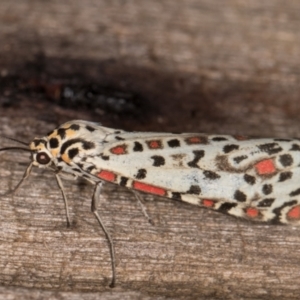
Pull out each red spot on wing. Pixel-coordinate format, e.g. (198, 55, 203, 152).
(110, 145, 127, 155)
(202, 199, 215, 207)
(147, 140, 162, 149)
(97, 170, 116, 182)
(234, 135, 248, 140)
(287, 206, 300, 220)
(133, 181, 166, 196)
(245, 207, 259, 218)
(185, 136, 203, 144)
(255, 159, 276, 175)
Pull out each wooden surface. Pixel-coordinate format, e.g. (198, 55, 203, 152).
(0, 0, 300, 299)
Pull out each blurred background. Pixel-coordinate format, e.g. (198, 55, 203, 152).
(1, 0, 299, 136)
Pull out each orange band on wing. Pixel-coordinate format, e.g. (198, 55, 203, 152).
(202, 199, 215, 207)
(245, 207, 259, 218)
(133, 181, 166, 196)
(97, 170, 116, 182)
(287, 205, 300, 220)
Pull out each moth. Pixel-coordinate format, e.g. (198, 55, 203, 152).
(1, 120, 300, 287)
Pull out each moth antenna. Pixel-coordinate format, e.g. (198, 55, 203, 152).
(0, 147, 32, 153)
(0, 135, 28, 146)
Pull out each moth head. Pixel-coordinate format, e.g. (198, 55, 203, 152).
(29, 138, 53, 167)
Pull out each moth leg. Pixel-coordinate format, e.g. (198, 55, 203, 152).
(55, 174, 71, 227)
(55, 172, 78, 181)
(91, 181, 116, 288)
(2, 162, 34, 196)
(132, 190, 154, 225)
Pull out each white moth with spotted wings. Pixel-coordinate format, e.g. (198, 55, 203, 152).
(1, 120, 300, 287)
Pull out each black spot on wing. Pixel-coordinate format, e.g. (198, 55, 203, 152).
(262, 184, 273, 195)
(115, 136, 125, 141)
(100, 154, 110, 160)
(223, 144, 239, 153)
(233, 155, 248, 164)
(49, 137, 59, 148)
(219, 202, 237, 212)
(172, 192, 182, 200)
(244, 174, 256, 185)
(57, 128, 67, 139)
(187, 150, 205, 168)
(203, 170, 220, 180)
(133, 142, 143, 152)
(68, 148, 79, 159)
(258, 143, 282, 155)
(151, 155, 165, 166)
(212, 137, 228, 141)
(290, 144, 300, 151)
(135, 169, 147, 179)
(60, 138, 89, 154)
(120, 177, 128, 186)
(167, 139, 180, 148)
(290, 188, 300, 197)
(82, 141, 95, 150)
(86, 125, 95, 132)
(70, 124, 80, 131)
(86, 165, 95, 172)
(279, 154, 293, 167)
(278, 171, 292, 182)
(257, 198, 275, 207)
(187, 185, 201, 195)
(234, 190, 247, 202)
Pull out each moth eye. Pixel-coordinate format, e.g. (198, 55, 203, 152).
(36, 152, 51, 165)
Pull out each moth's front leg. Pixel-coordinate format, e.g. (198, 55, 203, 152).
(55, 174, 71, 227)
(91, 181, 116, 288)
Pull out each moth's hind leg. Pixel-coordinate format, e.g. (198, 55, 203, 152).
(131, 190, 154, 225)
